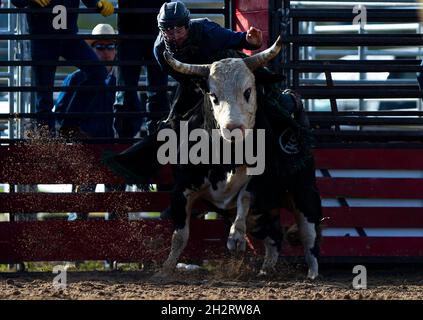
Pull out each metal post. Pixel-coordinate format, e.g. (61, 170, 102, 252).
(281, 0, 291, 88)
(292, 17, 299, 88)
(358, 19, 366, 114)
(309, 20, 316, 112)
(418, 21, 422, 112)
(7, 0, 15, 140)
(224, 0, 234, 30)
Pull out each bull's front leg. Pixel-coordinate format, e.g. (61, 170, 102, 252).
(161, 189, 196, 274)
(227, 185, 251, 252)
(298, 211, 319, 280)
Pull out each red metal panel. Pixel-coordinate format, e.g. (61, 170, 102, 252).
(236, 0, 269, 11)
(283, 237, 423, 257)
(5, 173, 423, 200)
(235, 0, 269, 52)
(0, 192, 171, 213)
(0, 220, 422, 263)
(314, 148, 423, 170)
(4, 146, 423, 183)
(3, 193, 422, 229)
(4, 145, 423, 170)
(281, 207, 423, 228)
(0, 144, 127, 164)
(0, 191, 204, 213)
(235, 12, 269, 33)
(318, 177, 423, 199)
(2, 144, 423, 262)
(0, 164, 124, 184)
(0, 144, 130, 184)
(0, 220, 226, 263)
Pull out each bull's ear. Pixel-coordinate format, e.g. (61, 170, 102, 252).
(191, 78, 209, 93)
(163, 51, 210, 77)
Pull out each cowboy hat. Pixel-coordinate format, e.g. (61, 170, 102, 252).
(86, 23, 116, 46)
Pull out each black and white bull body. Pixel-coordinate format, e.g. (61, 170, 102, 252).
(159, 37, 319, 280)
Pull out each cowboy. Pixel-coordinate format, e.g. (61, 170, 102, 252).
(154, 1, 262, 125)
(104, 3, 323, 259)
(54, 23, 126, 221)
(11, 0, 114, 134)
(153, 2, 322, 260)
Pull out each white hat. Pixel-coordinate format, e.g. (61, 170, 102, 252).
(87, 23, 116, 46)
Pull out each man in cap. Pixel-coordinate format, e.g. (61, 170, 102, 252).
(104, 0, 263, 184)
(154, 1, 263, 123)
(54, 23, 125, 221)
(11, 0, 115, 134)
(153, 1, 322, 266)
(104, 3, 322, 265)
(55, 23, 117, 138)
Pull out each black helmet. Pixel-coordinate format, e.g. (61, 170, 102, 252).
(157, 1, 190, 30)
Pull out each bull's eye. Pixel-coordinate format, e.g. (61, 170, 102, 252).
(210, 93, 219, 105)
(244, 88, 252, 102)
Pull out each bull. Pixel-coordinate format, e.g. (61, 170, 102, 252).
(156, 36, 319, 280)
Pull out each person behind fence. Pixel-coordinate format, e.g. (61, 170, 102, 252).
(11, 0, 114, 135)
(113, 0, 170, 138)
(54, 23, 125, 221)
(55, 23, 117, 138)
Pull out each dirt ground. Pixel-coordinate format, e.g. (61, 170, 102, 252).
(1, 261, 422, 300)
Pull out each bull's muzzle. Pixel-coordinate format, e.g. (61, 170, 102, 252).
(221, 123, 246, 142)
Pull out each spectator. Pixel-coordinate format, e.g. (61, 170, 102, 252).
(11, 0, 114, 134)
(54, 23, 125, 221)
(55, 23, 117, 139)
(114, 0, 170, 138)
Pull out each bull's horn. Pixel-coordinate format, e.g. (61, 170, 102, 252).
(163, 51, 210, 77)
(243, 36, 282, 71)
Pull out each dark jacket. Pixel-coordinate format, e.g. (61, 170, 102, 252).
(154, 18, 259, 83)
(55, 69, 116, 138)
(11, 0, 98, 34)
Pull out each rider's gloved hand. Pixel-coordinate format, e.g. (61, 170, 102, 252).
(31, 0, 51, 7)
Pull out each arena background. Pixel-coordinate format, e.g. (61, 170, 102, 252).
(0, 0, 423, 300)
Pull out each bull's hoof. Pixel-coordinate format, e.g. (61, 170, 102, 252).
(257, 270, 268, 277)
(150, 269, 174, 283)
(305, 253, 319, 280)
(307, 270, 319, 280)
(257, 268, 274, 277)
(227, 236, 246, 252)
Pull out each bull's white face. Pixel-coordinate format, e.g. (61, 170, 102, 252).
(207, 59, 257, 142)
(163, 36, 282, 143)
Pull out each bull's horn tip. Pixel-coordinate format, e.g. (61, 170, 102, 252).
(275, 36, 282, 45)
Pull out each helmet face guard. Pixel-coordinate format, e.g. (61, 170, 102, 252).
(160, 25, 190, 54)
(157, 2, 191, 55)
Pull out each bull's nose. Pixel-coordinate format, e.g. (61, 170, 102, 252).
(224, 123, 245, 133)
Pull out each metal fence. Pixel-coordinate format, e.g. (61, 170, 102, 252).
(0, 0, 234, 141)
(272, 0, 423, 144)
(3, 0, 423, 144)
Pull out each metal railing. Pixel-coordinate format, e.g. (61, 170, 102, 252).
(0, 0, 234, 142)
(272, 0, 423, 143)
